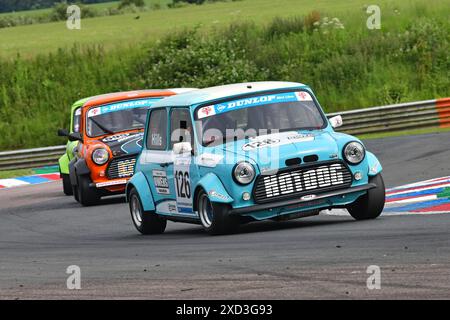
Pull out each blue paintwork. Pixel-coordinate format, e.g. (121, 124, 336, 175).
(196, 173, 234, 203)
(366, 151, 383, 176)
(127, 171, 155, 212)
(127, 81, 383, 222)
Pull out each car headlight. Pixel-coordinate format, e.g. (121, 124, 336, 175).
(343, 141, 365, 165)
(92, 148, 109, 165)
(233, 162, 255, 185)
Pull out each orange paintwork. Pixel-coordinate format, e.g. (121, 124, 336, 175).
(78, 90, 177, 193)
(436, 98, 450, 128)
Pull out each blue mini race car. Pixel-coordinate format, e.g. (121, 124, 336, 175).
(126, 82, 385, 235)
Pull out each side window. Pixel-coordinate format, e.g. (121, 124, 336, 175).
(146, 109, 167, 150)
(170, 108, 193, 149)
(73, 108, 81, 133)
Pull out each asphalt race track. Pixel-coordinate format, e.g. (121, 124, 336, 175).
(1, 132, 449, 299)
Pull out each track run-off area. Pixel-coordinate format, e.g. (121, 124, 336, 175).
(0, 132, 449, 299)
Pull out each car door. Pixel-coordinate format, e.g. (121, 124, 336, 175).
(140, 108, 178, 215)
(169, 108, 197, 217)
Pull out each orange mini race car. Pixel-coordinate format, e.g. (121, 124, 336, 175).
(66, 89, 195, 206)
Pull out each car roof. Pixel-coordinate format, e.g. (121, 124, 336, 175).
(81, 89, 196, 109)
(151, 82, 309, 108)
(71, 97, 90, 111)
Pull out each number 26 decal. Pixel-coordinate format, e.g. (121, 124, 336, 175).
(175, 171, 191, 199)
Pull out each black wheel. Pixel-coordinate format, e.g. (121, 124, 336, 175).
(129, 189, 166, 235)
(61, 173, 73, 196)
(72, 185, 79, 202)
(197, 190, 239, 235)
(347, 174, 386, 220)
(77, 174, 100, 206)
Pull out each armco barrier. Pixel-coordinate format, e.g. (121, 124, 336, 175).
(0, 145, 66, 171)
(327, 98, 450, 135)
(0, 97, 448, 170)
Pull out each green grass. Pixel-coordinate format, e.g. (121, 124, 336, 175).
(0, 165, 59, 179)
(0, 168, 34, 179)
(358, 126, 450, 140)
(0, 1, 122, 17)
(0, 2, 112, 18)
(0, 0, 448, 151)
(0, 0, 447, 58)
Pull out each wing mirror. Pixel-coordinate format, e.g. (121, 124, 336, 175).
(329, 115, 343, 129)
(173, 142, 192, 155)
(57, 128, 69, 137)
(68, 132, 83, 142)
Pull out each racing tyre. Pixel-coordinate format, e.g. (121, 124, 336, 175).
(61, 173, 73, 196)
(197, 190, 239, 235)
(77, 174, 100, 206)
(347, 174, 385, 220)
(72, 185, 79, 202)
(129, 189, 166, 235)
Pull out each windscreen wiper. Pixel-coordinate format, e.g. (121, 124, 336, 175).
(90, 117, 114, 134)
(204, 135, 241, 146)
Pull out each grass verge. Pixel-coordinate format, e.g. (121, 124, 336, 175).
(358, 126, 450, 140)
(0, 168, 34, 179)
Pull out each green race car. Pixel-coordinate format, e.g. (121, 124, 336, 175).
(57, 97, 88, 195)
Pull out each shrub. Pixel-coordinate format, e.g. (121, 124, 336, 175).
(118, 0, 145, 10)
(0, 14, 449, 150)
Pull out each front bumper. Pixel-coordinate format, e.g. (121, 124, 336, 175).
(230, 183, 375, 215)
(90, 179, 127, 188)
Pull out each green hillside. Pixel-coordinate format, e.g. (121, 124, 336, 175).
(0, 0, 449, 151)
(0, 0, 446, 58)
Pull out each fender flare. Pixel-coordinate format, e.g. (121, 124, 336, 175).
(366, 151, 383, 176)
(195, 173, 234, 205)
(58, 153, 70, 175)
(69, 158, 90, 187)
(126, 172, 155, 212)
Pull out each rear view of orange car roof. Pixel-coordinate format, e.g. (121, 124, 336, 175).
(82, 89, 196, 109)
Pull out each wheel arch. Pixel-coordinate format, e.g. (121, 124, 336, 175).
(126, 172, 156, 212)
(69, 158, 90, 187)
(58, 153, 70, 175)
(193, 173, 234, 212)
(366, 151, 383, 176)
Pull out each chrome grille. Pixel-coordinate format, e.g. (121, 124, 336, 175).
(107, 156, 137, 179)
(253, 161, 353, 203)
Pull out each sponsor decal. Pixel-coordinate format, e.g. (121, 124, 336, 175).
(301, 194, 317, 201)
(198, 106, 216, 119)
(87, 107, 101, 118)
(173, 155, 193, 214)
(198, 91, 314, 119)
(197, 153, 224, 168)
(208, 190, 229, 201)
(242, 138, 281, 151)
(156, 200, 179, 215)
(242, 132, 314, 151)
(151, 133, 163, 147)
(95, 179, 127, 188)
(87, 98, 159, 118)
(152, 170, 170, 195)
(102, 133, 131, 143)
(287, 133, 314, 142)
(295, 91, 313, 101)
